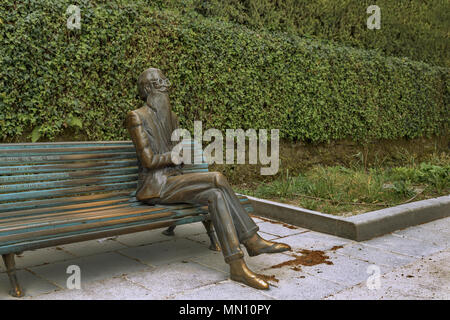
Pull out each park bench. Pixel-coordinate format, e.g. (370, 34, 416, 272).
(0, 141, 254, 297)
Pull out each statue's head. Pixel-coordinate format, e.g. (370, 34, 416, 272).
(137, 67, 171, 101)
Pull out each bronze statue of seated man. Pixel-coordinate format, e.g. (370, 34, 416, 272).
(126, 67, 291, 290)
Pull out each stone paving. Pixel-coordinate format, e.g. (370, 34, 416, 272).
(0, 215, 448, 300)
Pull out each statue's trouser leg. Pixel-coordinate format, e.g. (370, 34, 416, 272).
(212, 174, 259, 242)
(156, 172, 259, 262)
(193, 188, 244, 262)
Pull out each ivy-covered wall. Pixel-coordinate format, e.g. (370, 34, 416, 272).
(0, 0, 448, 143)
(191, 0, 450, 68)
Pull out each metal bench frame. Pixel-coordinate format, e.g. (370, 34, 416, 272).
(0, 141, 253, 297)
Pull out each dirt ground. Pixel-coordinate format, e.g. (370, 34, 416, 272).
(212, 135, 449, 187)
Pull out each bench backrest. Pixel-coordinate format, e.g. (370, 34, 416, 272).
(0, 140, 207, 211)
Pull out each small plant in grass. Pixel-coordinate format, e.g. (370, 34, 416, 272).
(391, 180, 416, 198)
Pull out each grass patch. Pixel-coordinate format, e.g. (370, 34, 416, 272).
(236, 153, 449, 216)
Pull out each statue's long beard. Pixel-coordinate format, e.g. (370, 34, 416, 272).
(146, 91, 174, 148)
(147, 91, 170, 113)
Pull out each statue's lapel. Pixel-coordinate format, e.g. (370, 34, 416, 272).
(142, 107, 166, 152)
(138, 107, 154, 139)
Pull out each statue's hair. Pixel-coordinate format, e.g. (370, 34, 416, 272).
(137, 68, 160, 101)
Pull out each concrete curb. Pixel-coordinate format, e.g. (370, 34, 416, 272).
(246, 195, 450, 241)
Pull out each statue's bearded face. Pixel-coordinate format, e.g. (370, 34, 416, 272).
(143, 69, 171, 96)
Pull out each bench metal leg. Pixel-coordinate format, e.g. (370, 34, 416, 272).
(2, 253, 24, 298)
(202, 220, 221, 252)
(162, 225, 176, 236)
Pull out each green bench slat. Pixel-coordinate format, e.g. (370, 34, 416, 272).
(0, 191, 135, 214)
(0, 182, 138, 203)
(0, 168, 139, 184)
(0, 174, 138, 193)
(0, 160, 139, 175)
(0, 145, 135, 156)
(0, 197, 134, 221)
(0, 141, 133, 150)
(0, 152, 137, 164)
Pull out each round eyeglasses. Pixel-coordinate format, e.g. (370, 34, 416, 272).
(150, 78, 171, 88)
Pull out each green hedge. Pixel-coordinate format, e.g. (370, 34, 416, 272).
(192, 0, 450, 67)
(0, 0, 448, 143)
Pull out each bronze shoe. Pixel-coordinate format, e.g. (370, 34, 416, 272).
(229, 259, 269, 290)
(243, 233, 291, 257)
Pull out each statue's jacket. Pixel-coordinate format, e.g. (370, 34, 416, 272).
(126, 105, 183, 202)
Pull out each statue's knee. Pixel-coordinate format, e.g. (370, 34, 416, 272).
(207, 188, 224, 204)
(213, 172, 229, 188)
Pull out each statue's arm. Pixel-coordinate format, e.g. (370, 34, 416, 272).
(126, 111, 174, 169)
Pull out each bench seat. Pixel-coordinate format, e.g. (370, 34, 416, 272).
(0, 141, 254, 297)
(0, 191, 252, 255)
